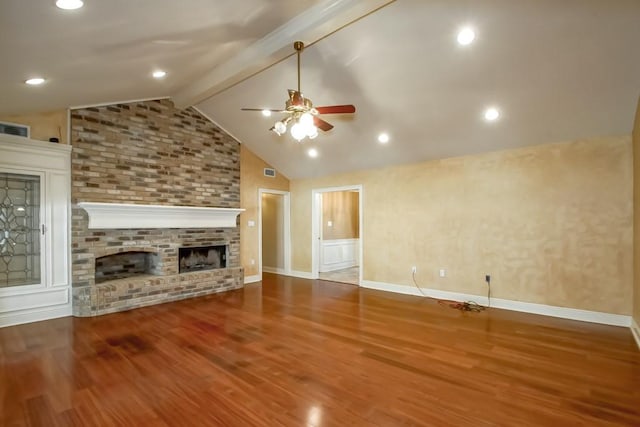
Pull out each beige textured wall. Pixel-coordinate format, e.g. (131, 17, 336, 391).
(633, 97, 640, 324)
(262, 193, 285, 269)
(322, 191, 359, 240)
(291, 137, 633, 314)
(0, 110, 68, 144)
(240, 144, 290, 277)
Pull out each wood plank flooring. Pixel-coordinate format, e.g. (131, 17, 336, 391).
(1, 273, 639, 426)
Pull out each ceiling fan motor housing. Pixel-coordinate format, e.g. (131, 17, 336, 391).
(286, 91, 313, 112)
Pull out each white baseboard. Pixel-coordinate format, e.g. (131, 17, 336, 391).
(631, 318, 640, 350)
(262, 267, 287, 274)
(0, 305, 72, 328)
(360, 280, 631, 327)
(320, 261, 358, 273)
(244, 274, 261, 284)
(289, 270, 315, 280)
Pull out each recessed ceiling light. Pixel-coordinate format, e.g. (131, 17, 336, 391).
(457, 27, 476, 46)
(25, 77, 46, 86)
(56, 0, 84, 10)
(308, 148, 318, 158)
(152, 70, 167, 79)
(484, 107, 500, 121)
(261, 109, 272, 117)
(377, 133, 390, 144)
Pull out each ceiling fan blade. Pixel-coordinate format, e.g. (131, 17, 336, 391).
(314, 116, 334, 132)
(315, 105, 356, 114)
(241, 108, 285, 112)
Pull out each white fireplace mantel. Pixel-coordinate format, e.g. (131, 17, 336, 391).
(78, 202, 244, 229)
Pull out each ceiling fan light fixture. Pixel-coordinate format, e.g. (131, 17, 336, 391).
(300, 112, 314, 127)
(290, 122, 306, 141)
(241, 41, 355, 140)
(274, 121, 287, 135)
(308, 126, 318, 139)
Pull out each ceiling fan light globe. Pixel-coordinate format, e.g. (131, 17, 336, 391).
(290, 122, 306, 141)
(300, 112, 314, 128)
(308, 127, 319, 139)
(274, 121, 287, 135)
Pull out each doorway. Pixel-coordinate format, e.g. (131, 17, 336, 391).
(258, 189, 290, 279)
(312, 185, 363, 285)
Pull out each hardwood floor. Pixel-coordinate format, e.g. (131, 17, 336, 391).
(318, 266, 360, 285)
(1, 273, 639, 426)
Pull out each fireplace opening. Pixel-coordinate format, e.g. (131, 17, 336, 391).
(95, 250, 160, 284)
(179, 245, 226, 273)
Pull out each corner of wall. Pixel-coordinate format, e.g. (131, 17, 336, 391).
(0, 110, 69, 143)
(632, 95, 640, 346)
(239, 145, 290, 277)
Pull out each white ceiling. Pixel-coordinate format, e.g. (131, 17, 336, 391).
(2, 0, 640, 179)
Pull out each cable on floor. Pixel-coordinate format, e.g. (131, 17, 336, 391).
(412, 270, 489, 313)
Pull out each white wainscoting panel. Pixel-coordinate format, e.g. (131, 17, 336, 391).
(319, 238, 359, 272)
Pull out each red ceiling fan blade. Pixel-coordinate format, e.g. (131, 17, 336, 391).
(315, 105, 356, 114)
(314, 116, 334, 132)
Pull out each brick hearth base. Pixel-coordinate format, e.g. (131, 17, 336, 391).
(72, 267, 243, 317)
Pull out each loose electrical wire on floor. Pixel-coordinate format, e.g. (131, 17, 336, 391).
(412, 270, 489, 313)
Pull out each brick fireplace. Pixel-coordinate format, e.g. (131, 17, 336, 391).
(70, 99, 243, 317)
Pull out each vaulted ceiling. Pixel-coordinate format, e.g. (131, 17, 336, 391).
(2, 0, 639, 179)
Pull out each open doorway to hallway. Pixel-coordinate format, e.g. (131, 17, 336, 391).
(312, 186, 363, 286)
(259, 189, 290, 279)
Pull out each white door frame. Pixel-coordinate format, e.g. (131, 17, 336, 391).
(311, 185, 363, 284)
(258, 188, 291, 279)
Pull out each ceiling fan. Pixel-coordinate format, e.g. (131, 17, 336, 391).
(241, 41, 356, 141)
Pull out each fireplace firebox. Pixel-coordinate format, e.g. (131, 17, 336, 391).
(179, 245, 227, 273)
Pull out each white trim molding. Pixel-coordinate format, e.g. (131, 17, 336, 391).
(78, 202, 244, 229)
(244, 274, 261, 284)
(289, 270, 315, 280)
(0, 305, 71, 328)
(361, 280, 631, 327)
(263, 267, 287, 275)
(631, 318, 640, 350)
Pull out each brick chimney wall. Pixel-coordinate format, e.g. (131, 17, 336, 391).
(70, 99, 243, 316)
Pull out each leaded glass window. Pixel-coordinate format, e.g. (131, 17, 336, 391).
(0, 172, 41, 287)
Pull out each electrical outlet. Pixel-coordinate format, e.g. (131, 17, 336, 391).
(411, 266, 417, 274)
(251, 259, 255, 265)
(485, 274, 491, 284)
(439, 269, 446, 277)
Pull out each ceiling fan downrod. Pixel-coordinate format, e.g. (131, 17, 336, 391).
(294, 41, 304, 93)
